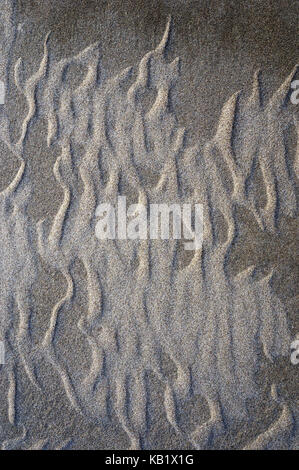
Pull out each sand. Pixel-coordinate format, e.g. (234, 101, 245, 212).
(0, 0, 298, 450)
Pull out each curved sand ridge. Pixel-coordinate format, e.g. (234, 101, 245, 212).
(0, 11, 298, 449)
(0, 0, 41, 436)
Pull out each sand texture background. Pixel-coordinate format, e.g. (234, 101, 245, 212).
(0, 0, 298, 449)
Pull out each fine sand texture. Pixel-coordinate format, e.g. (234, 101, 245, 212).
(0, 0, 298, 449)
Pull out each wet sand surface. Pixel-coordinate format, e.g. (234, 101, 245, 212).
(0, 0, 298, 449)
